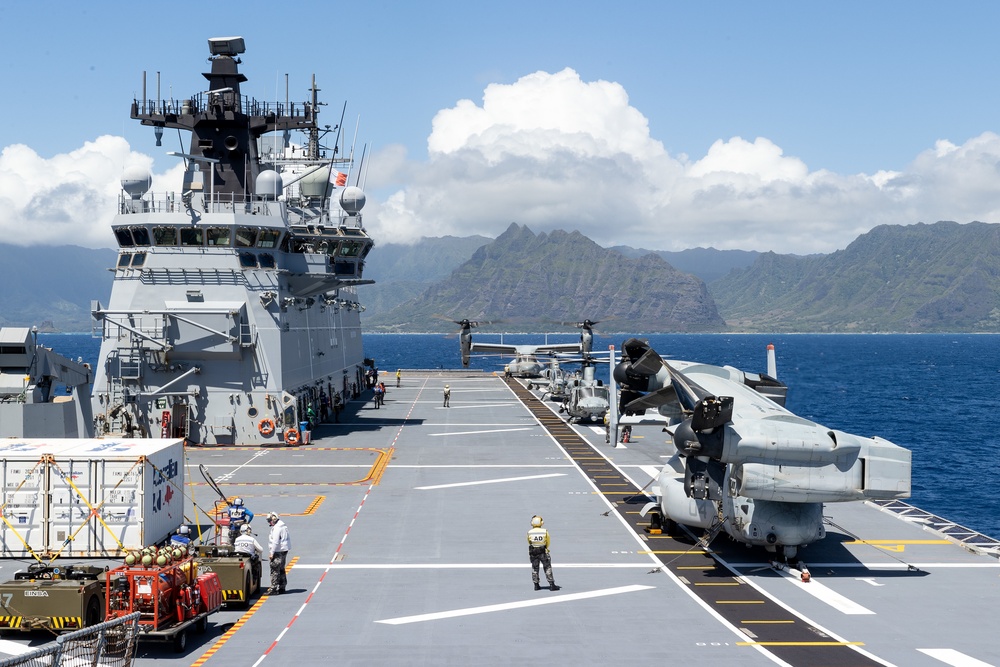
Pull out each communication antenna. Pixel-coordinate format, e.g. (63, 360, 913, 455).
(345, 115, 360, 185)
(361, 140, 373, 190)
(354, 144, 366, 187)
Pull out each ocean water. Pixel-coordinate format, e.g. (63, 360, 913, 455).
(43, 331, 1000, 539)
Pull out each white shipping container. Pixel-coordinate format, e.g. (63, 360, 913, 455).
(0, 439, 185, 558)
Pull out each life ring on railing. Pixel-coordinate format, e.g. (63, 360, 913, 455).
(284, 428, 300, 445)
(258, 418, 275, 437)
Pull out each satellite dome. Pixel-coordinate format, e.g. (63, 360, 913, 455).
(121, 166, 152, 199)
(300, 169, 333, 201)
(256, 170, 283, 200)
(340, 186, 366, 214)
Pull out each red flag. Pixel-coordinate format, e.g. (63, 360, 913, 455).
(335, 172, 348, 187)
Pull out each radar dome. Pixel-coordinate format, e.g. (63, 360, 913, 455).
(121, 166, 152, 199)
(256, 170, 283, 200)
(340, 186, 366, 215)
(300, 169, 333, 201)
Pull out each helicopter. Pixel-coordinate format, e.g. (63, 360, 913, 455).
(527, 357, 570, 398)
(614, 337, 911, 560)
(558, 358, 610, 423)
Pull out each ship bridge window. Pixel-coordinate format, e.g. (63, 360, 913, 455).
(334, 261, 356, 276)
(258, 229, 281, 249)
(180, 227, 203, 246)
(207, 227, 231, 246)
(114, 228, 135, 247)
(131, 252, 146, 267)
(339, 241, 362, 257)
(117, 253, 132, 268)
(131, 227, 150, 246)
(258, 253, 275, 268)
(239, 252, 258, 268)
(236, 227, 258, 248)
(153, 227, 177, 246)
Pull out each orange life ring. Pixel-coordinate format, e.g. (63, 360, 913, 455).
(284, 428, 300, 445)
(258, 418, 275, 437)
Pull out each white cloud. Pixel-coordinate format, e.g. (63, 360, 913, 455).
(370, 68, 1000, 254)
(5, 70, 1000, 255)
(0, 137, 159, 249)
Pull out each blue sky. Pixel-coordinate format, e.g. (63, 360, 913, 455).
(3, 1, 1000, 254)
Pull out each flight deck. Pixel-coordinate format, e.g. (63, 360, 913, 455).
(2, 371, 996, 666)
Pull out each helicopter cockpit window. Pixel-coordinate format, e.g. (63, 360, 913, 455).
(180, 227, 203, 246)
(258, 229, 281, 249)
(206, 227, 231, 246)
(152, 226, 177, 246)
(236, 227, 258, 248)
(114, 228, 135, 247)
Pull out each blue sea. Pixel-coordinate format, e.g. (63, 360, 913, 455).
(43, 331, 1000, 540)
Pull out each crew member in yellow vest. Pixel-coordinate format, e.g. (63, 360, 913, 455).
(526, 515, 560, 591)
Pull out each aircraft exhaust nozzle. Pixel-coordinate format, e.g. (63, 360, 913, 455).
(673, 413, 725, 460)
(613, 360, 649, 391)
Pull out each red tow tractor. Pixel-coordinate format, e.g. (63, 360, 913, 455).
(105, 549, 221, 653)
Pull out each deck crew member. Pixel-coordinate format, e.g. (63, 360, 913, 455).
(170, 525, 192, 549)
(234, 523, 264, 585)
(396, 369, 402, 387)
(267, 511, 291, 595)
(227, 497, 254, 545)
(527, 515, 560, 591)
(443, 384, 451, 407)
(333, 392, 343, 422)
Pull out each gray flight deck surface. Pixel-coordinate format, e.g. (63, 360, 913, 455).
(27, 371, 996, 666)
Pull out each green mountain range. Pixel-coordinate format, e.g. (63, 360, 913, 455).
(362, 235, 490, 315)
(4, 220, 1000, 333)
(366, 223, 726, 332)
(0, 245, 115, 332)
(711, 221, 1000, 332)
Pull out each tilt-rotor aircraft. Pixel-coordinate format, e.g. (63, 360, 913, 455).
(458, 319, 598, 378)
(614, 338, 911, 561)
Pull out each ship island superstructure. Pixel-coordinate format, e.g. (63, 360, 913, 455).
(91, 36, 374, 446)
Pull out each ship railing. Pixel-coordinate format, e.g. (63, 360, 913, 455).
(239, 322, 255, 348)
(119, 191, 363, 225)
(134, 93, 315, 123)
(119, 191, 279, 216)
(285, 207, 367, 231)
(97, 314, 168, 349)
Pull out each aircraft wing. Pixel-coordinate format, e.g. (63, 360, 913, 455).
(470, 342, 580, 355)
(470, 342, 519, 355)
(532, 343, 581, 354)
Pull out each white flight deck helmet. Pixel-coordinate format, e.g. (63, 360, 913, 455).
(267, 512, 279, 525)
(233, 497, 244, 507)
(177, 525, 190, 535)
(531, 515, 543, 528)
(240, 524, 253, 535)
